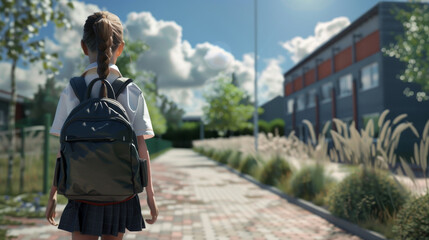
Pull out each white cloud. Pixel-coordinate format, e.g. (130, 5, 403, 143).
(0, 0, 284, 116)
(0, 62, 45, 96)
(280, 16, 350, 63)
(258, 56, 285, 104)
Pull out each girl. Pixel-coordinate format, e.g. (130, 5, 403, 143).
(45, 11, 159, 240)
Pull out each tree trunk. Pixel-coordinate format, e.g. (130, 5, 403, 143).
(6, 59, 17, 194)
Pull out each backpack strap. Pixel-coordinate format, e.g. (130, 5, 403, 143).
(70, 77, 133, 102)
(70, 77, 87, 102)
(111, 77, 133, 99)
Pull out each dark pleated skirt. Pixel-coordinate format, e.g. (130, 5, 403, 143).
(58, 195, 145, 236)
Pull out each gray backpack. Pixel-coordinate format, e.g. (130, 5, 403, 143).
(53, 77, 147, 202)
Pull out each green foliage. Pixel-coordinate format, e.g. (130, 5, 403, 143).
(258, 120, 270, 134)
(328, 168, 408, 223)
(227, 151, 242, 169)
(382, 2, 429, 100)
(269, 118, 285, 136)
(289, 164, 333, 203)
(218, 149, 233, 164)
(27, 78, 61, 125)
(259, 155, 292, 186)
(116, 39, 150, 80)
(393, 193, 429, 239)
(239, 154, 260, 176)
(203, 76, 254, 136)
(0, 0, 73, 68)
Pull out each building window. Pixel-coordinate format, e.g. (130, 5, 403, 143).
(362, 113, 380, 137)
(339, 74, 353, 97)
(360, 62, 379, 90)
(297, 94, 306, 111)
(0, 111, 4, 126)
(307, 89, 317, 108)
(287, 98, 294, 114)
(321, 82, 333, 102)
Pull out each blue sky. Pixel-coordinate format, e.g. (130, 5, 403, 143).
(1, 0, 407, 116)
(84, 0, 403, 72)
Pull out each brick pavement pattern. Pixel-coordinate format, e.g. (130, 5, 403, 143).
(6, 148, 361, 240)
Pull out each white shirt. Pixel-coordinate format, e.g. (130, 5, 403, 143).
(50, 62, 155, 139)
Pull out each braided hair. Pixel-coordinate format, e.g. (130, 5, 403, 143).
(82, 11, 124, 97)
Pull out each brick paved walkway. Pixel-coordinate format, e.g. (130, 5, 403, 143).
(6, 148, 361, 240)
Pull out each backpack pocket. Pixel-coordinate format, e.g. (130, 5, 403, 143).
(55, 151, 67, 194)
(130, 143, 147, 193)
(138, 157, 148, 188)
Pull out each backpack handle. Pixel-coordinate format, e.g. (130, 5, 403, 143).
(86, 77, 116, 100)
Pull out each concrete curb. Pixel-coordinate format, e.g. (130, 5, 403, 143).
(199, 153, 387, 240)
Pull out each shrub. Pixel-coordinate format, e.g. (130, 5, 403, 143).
(328, 168, 408, 223)
(259, 155, 292, 186)
(289, 164, 333, 203)
(239, 154, 261, 176)
(269, 118, 285, 136)
(393, 193, 429, 239)
(211, 150, 224, 162)
(258, 120, 270, 134)
(227, 151, 243, 169)
(219, 149, 233, 164)
(205, 148, 215, 159)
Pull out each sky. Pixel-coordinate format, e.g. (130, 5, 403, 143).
(1, 0, 407, 117)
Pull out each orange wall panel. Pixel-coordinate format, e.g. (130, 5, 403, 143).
(356, 30, 380, 62)
(293, 76, 303, 91)
(317, 60, 332, 80)
(285, 82, 293, 96)
(334, 47, 352, 72)
(304, 69, 316, 86)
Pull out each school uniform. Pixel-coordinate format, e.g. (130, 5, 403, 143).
(50, 62, 155, 236)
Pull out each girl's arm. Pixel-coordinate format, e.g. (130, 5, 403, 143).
(136, 135, 158, 224)
(45, 151, 60, 226)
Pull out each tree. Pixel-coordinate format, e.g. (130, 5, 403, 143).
(202, 75, 255, 137)
(0, 0, 73, 194)
(28, 77, 62, 125)
(116, 39, 168, 136)
(382, 1, 429, 101)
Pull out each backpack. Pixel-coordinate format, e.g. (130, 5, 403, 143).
(53, 76, 148, 202)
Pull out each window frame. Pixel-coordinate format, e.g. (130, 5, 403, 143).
(321, 82, 333, 103)
(338, 74, 353, 98)
(360, 62, 379, 91)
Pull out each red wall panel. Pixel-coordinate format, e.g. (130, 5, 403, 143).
(317, 60, 332, 80)
(334, 47, 352, 72)
(356, 30, 380, 62)
(293, 76, 303, 91)
(304, 69, 316, 86)
(285, 82, 293, 96)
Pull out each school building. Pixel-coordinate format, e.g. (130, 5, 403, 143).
(282, 2, 429, 153)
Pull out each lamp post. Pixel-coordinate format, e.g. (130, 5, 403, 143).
(253, 0, 259, 152)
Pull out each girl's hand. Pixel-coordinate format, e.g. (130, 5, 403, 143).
(45, 194, 58, 226)
(145, 195, 158, 224)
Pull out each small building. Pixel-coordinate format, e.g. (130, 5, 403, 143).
(0, 90, 28, 131)
(282, 2, 429, 154)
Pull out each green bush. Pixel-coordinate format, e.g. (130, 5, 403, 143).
(239, 154, 261, 176)
(328, 168, 407, 223)
(219, 149, 233, 164)
(258, 120, 270, 134)
(211, 150, 224, 162)
(289, 164, 333, 203)
(393, 193, 429, 239)
(227, 151, 243, 169)
(269, 118, 285, 136)
(259, 155, 292, 186)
